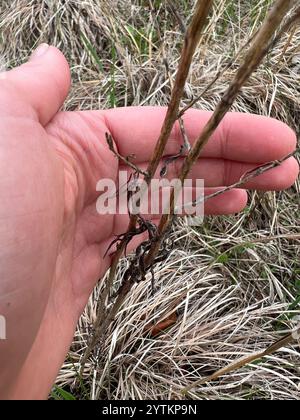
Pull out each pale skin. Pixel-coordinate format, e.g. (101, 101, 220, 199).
(0, 44, 298, 400)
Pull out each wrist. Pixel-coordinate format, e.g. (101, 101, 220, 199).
(6, 297, 78, 400)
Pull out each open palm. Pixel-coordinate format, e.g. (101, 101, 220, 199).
(0, 45, 298, 399)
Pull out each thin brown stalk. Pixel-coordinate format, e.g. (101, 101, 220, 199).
(248, 234, 300, 243)
(145, 0, 214, 184)
(178, 30, 259, 118)
(145, 0, 296, 265)
(181, 150, 297, 211)
(182, 331, 298, 394)
(270, 4, 300, 52)
(178, 3, 300, 118)
(114, 0, 213, 267)
(81, 0, 297, 371)
(106, 133, 148, 176)
(80, 2, 214, 369)
(180, 0, 296, 181)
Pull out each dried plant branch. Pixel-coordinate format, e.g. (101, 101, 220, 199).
(105, 0, 212, 291)
(179, 0, 296, 181)
(145, 0, 214, 184)
(179, 117, 192, 152)
(180, 150, 298, 211)
(81, 0, 297, 373)
(145, 0, 297, 265)
(160, 58, 191, 177)
(105, 133, 148, 176)
(182, 331, 299, 394)
(180, 3, 300, 119)
(84, 148, 297, 373)
(178, 31, 259, 118)
(248, 233, 300, 243)
(80, 0, 214, 369)
(269, 4, 300, 52)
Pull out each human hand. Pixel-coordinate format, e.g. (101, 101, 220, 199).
(0, 45, 298, 399)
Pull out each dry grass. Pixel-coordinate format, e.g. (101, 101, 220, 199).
(1, 0, 299, 400)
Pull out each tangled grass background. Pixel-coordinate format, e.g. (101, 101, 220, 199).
(0, 0, 299, 400)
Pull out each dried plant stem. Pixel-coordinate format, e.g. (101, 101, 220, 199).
(182, 331, 299, 394)
(80, 1, 214, 369)
(113, 0, 213, 271)
(145, 0, 214, 184)
(269, 4, 300, 52)
(81, 0, 297, 371)
(179, 0, 296, 185)
(145, 0, 296, 265)
(83, 148, 297, 373)
(105, 133, 147, 176)
(248, 233, 300, 243)
(178, 31, 259, 118)
(182, 150, 297, 211)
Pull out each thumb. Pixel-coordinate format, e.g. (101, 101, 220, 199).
(0, 44, 71, 126)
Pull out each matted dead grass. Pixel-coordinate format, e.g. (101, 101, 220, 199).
(0, 0, 299, 400)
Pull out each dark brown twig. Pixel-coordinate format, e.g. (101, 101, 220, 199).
(81, 0, 298, 372)
(105, 133, 148, 176)
(178, 30, 259, 118)
(145, 0, 297, 266)
(88, 2, 214, 343)
(145, 0, 214, 185)
(180, 150, 298, 212)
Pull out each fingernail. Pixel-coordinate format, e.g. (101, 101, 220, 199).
(30, 43, 50, 60)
